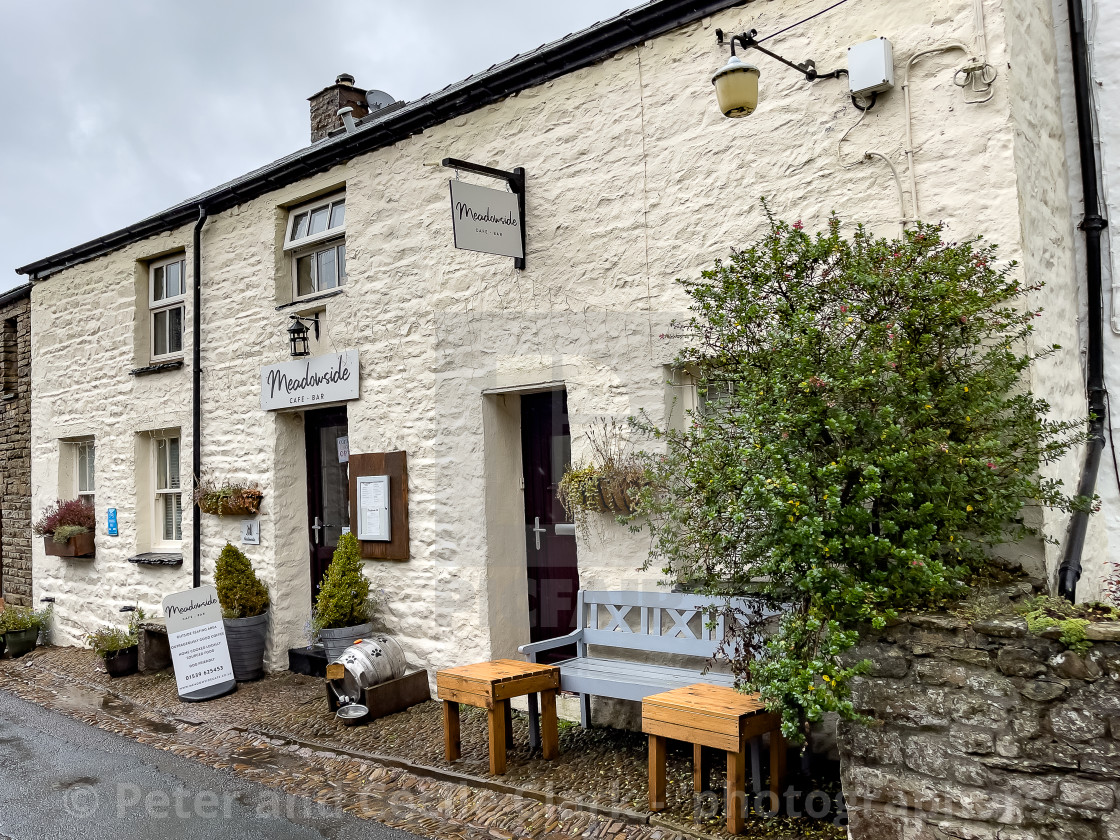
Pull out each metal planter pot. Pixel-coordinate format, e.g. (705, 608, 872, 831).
(104, 645, 138, 678)
(224, 610, 269, 682)
(318, 622, 373, 663)
(5, 628, 37, 658)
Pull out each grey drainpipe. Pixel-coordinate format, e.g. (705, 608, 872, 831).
(1057, 0, 1108, 601)
(192, 206, 207, 589)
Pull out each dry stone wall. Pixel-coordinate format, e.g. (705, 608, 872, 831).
(0, 287, 31, 606)
(839, 587, 1120, 840)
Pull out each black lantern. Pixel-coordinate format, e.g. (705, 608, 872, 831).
(287, 314, 319, 357)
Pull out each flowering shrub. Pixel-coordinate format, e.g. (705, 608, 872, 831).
(633, 208, 1087, 741)
(33, 498, 95, 542)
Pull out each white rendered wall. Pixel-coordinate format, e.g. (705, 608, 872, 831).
(30, 0, 1087, 669)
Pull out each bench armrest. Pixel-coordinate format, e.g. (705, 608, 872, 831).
(518, 629, 584, 661)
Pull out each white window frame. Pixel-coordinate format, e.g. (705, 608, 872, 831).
(152, 434, 183, 546)
(284, 193, 346, 300)
(75, 439, 95, 509)
(149, 254, 186, 362)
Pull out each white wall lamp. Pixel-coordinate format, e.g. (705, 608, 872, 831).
(713, 28, 856, 118)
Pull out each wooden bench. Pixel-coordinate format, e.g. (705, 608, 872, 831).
(518, 590, 776, 737)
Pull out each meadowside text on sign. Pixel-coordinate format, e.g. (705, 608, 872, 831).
(448, 179, 524, 259)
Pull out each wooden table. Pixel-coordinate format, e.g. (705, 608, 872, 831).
(436, 659, 560, 775)
(642, 683, 785, 834)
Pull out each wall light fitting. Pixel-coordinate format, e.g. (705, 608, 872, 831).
(713, 28, 849, 118)
(287, 314, 320, 358)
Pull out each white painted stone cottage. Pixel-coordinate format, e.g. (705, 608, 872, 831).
(15, 0, 1109, 676)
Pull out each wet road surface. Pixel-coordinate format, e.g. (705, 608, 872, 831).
(0, 687, 429, 840)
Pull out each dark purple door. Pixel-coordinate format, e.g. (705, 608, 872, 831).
(521, 391, 579, 659)
(305, 407, 350, 595)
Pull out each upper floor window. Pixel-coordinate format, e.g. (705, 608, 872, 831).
(149, 254, 185, 361)
(284, 194, 345, 299)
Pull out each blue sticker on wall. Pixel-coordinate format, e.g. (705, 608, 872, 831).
(107, 508, 118, 536)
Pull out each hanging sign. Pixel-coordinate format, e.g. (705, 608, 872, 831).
(162, 585, 236, 702)
(448, 180, 524, 259)
(260, 350, 359, 411)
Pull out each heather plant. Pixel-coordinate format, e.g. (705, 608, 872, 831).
(632, 208, 1087, 741)
(86, 608, 145, 657)
(313, 532, 372, 632)
(214, 543, 270, 619)
(33, 498, 95, 542)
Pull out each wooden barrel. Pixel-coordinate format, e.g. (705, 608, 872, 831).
(327, 636, 407, 703)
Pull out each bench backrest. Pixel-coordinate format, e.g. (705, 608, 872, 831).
(574, 589, 773, 659)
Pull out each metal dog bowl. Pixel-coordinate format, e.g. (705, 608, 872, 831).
(336, 703, 369, 726)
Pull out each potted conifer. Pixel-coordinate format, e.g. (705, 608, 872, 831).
(33, 499, 96, 557)
(313, 532, 374, 662)
(214, 543, 270, 681)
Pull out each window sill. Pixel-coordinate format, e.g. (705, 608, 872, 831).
(130, 360, 184, 377)
(276, 288, 344, 311)
(127, 552, 183, 566)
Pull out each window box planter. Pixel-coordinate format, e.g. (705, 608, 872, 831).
(197, 489, 263, 517)
(42, 532, 95, 558)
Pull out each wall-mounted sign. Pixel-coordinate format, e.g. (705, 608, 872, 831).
(162, 585, 236, 702)
(240, 519, 260, 545)
(356, 475, 391, 541)
(449, 180, 524, 260)
(260, 350, 359, 411)
(107, 509, 118, 536)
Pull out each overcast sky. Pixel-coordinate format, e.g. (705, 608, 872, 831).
(0, 0, 643, 291)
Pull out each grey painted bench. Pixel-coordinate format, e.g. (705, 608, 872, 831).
(518, 589, 770, 736)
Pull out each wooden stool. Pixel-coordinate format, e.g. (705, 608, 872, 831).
(436, 659, 560, 775)
(642, 683, 786, 834)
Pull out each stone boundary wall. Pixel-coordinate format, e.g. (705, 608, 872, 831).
(0, 289, 31, 606)
(838, 587, 1120, 840)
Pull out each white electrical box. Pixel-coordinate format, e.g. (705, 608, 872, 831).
(847, 37, 894, 97)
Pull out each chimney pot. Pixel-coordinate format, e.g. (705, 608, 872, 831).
(336, 73, 356, 85)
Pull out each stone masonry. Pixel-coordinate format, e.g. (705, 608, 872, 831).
(837, 586, 1120, 840)
(0, 284, 31, 606)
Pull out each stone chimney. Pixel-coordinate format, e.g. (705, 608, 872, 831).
(308, 74, 370, 142)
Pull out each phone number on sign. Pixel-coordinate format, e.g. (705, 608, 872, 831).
(185, 666, 226, 681)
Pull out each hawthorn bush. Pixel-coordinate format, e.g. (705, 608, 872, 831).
(634, 209, 1087, 740)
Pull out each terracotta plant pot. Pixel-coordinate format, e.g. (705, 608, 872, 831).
(104, 645, 139, 678)
(42, 532, 95, 558)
